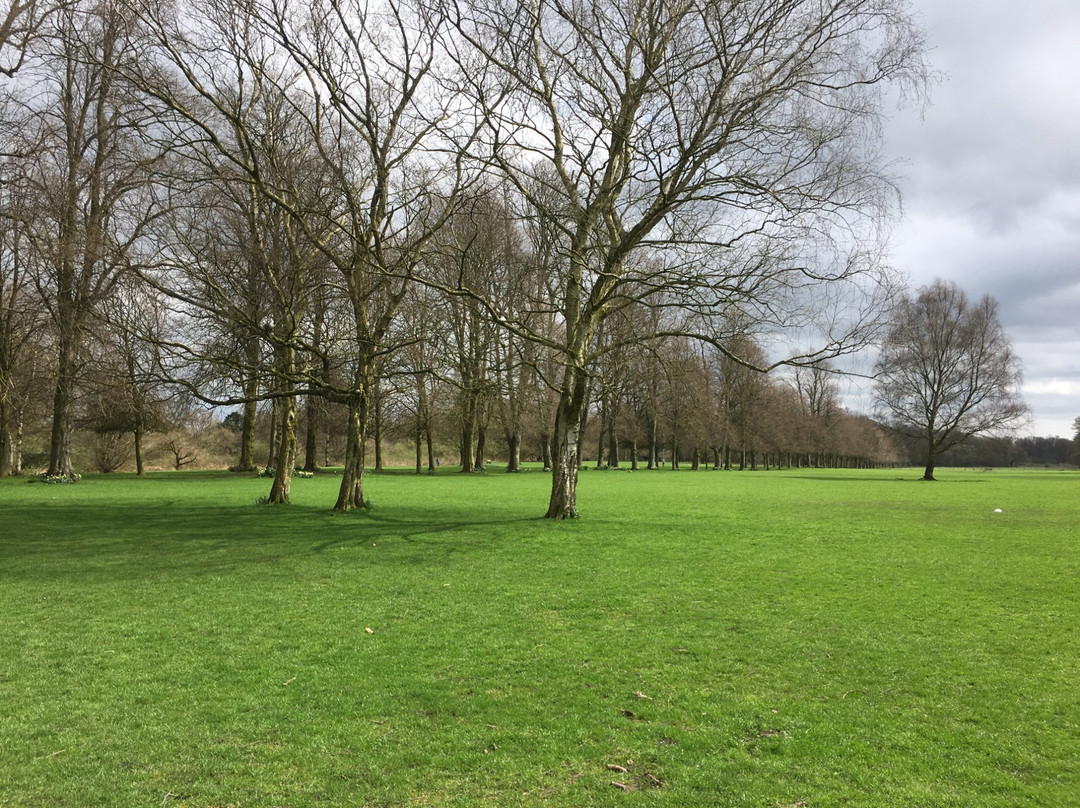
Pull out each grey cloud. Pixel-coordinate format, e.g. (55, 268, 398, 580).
(876, 0, 1080, 437)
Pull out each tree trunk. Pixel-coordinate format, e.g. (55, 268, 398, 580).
(576, 378, 591, 463)
(460, 409, 475, 472)
(267, 392, 297, 504)
(303, 394, 319, 472)
(373, 380, 384, 472)
(134, 420, 145, 476)
(540, 431, 552, 471)
(266, 399, 279, 471)
(237, 366, 259, 471)
(418, 380, 434, 472)
(630, 438, 638, 471)
(47, 331, 78, 479)
(545, 367, 588, 519)
(647, 416, 658, 469)
(506, 429, 520, 472)
(0, 395, 11, 478)
(922, 443, 937, 480)
(474, 420, 487, 470)
(607, 419, 619, 468)
(335, 394, 369, 511)
(12, 411, 22, 475)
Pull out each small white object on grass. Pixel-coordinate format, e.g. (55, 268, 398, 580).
(994, 508, 1003, 513)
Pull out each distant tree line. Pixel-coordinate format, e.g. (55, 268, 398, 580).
(889, 433, 1073, 470)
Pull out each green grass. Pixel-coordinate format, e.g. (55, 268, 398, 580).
(1, 466, 1078, 807)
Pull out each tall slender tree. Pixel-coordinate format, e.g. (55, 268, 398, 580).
(17, 0, 162, 478)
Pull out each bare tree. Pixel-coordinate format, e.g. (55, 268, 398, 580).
(874, 279, 1028, 481)
(13, 0, 163, 479)
(449, 0, 928, 518)
(126, 0, 481, 510)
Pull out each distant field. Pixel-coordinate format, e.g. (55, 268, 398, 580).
(1, 467, 1077, 807)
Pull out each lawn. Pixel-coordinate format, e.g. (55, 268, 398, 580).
(1, 467, 1077, 807)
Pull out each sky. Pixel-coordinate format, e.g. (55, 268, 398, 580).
(875, 0, 1080, 438)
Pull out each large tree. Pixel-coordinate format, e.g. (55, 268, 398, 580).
(874, 279, 1028, 481)
(450, 0, 929, 518)
(15, 0, 162, 479)
(128, 0, 480, 511)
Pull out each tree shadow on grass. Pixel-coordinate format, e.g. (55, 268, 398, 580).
(0, 498, 538, 584)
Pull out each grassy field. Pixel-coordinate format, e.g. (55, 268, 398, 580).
(1, 466, 1077, 807)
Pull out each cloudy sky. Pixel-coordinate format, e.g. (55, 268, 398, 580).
(877, 0, 1080, 438)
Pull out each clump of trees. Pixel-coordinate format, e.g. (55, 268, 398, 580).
(0, 0, 1037, 516)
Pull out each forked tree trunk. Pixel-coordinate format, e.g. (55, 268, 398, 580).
(545, 368, 588, 519)
(335, 394, 369, 512)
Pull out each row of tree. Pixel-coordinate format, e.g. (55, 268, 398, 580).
(0, 0, 1033, 519)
